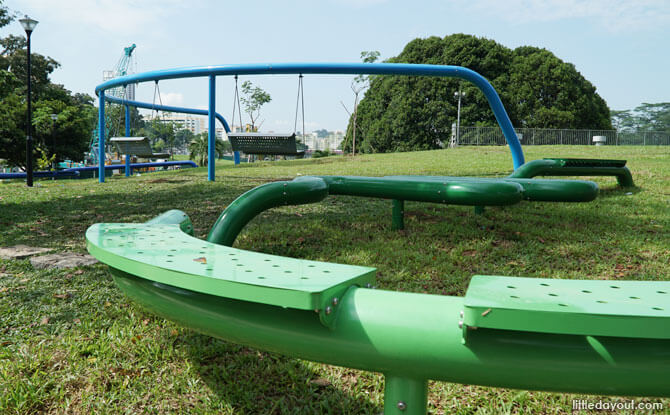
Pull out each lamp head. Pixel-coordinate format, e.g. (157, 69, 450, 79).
(19, 15, 39, 33)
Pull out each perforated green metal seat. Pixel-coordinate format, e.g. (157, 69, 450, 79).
(86, 223, 375, 312)
(544, 158, 627, 168)
(464, 275, 670, 339)
(227, 133, 305, 156)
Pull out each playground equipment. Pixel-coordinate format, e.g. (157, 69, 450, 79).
(95, 63, 528, 183)
(96, 62, 636, 188)
(509, 158, 634, 187)
(87, 209, 670, 415)
(227, 74, 307, 160)
(227, 132, 305, 158)
(0, 170, 80, 180)
(0, 161, 196, 181)
(207, 175, 599, 244)
(88, 63, 649, 413)
(110, 136, 170, 159)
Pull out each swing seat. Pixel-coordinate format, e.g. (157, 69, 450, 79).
(227, 132, 305, 156)
(111, 137, 170, 159)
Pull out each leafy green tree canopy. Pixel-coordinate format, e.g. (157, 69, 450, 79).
(611, 103, 670, 132)
(0, 1, 96, 168)
(346, 34, 611, 153)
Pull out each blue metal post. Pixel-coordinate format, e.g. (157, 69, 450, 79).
(208, 75, 216, 181)
(98, 91, 105, 183)
(125, 104, 131, 177)
(234, 151, 240, 165)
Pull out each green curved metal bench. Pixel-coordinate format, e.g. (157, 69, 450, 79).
(86, 209, 670, 415)
(509, 158, 634, 187)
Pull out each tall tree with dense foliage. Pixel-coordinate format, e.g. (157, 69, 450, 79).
(0, 2, 96, 168)
(345, 34, 612, 153)
(612, 103, 670, 132)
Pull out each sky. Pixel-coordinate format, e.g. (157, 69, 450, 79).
(3, 0, 669, 133)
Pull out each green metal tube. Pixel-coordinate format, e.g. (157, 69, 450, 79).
(207, 175, 599, 247)
(386, 175, 598, 203)
(510, 159, 635, 187)
(384, 376, 427, 415)
(506, 178, 599, 202)
(320, 176, 524, 206)
(207, 176, 328, 246)
(111, 269, 670, 398)
(391, 200, 404, 230)
(145, 209, 194, 235)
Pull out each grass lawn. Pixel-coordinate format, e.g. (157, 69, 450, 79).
(1, 145, 669, 414)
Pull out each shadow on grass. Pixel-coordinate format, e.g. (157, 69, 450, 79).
(183, 333, 380, 414)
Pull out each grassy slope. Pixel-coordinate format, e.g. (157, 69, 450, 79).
(1, 146, 669, 414)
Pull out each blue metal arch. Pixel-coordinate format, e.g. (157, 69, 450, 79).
(95, 63, 525, 182)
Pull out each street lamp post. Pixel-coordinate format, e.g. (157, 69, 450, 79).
(454, 89, 466, 145)
(19, 15, 39, 187)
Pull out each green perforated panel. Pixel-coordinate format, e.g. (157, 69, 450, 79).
(86, 223, 375, 310)
(464, 275, 670, 339)
(544, 158, 627, 168)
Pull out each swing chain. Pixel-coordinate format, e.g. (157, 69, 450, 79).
(231, 75, 243, 132)
(294, 74, 305, 138)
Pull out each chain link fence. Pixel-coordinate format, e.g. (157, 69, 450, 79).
(452, 127, 670, 146)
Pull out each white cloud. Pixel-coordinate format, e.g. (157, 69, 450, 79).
(464, 0, 670, 32)
(160, 92, 185, 107)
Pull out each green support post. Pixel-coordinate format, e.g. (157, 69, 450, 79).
(384, 375, 428, 415)
(392, 199, 404, 230)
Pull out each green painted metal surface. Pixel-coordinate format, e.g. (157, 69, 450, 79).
(87, 211, 670, 414)
(385, 175, 598, 203)
(207, 175, 598, 247)
(464, 275, 670, 339)
(546, 158, 628, 168)
(145, 209, 194, 235)
(86, 222, 375, 311)
(207, 176, 328, 247)
(322, 175, 524, 206)
(510, 158, 635, 187)
(384, 376, 427, 415)
(105, 267, 670, 398)
(391, 199, 404, 230)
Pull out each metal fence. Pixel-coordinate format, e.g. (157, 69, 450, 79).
(453, 127, 670, 146)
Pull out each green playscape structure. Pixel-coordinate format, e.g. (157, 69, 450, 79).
(86, 63, 667, 414)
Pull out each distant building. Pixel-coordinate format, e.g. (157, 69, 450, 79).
(302, 130, 345, 151)
(102, 70, 135, 100)
(156, 114, 205, 135)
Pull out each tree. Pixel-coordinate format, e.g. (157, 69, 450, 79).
(0, 1, 12, 28)
(345, 34, 611, 153)
(314, 129, 329, 138)
(611, 103, 670, 132)
(240, 81, 271, 131)
(611, 110, 637, 132)
(188, 133, 226, 166)
(0, 2, 96, 168)
(174, 128, 195, 152)
(345, 50, 380, 155)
